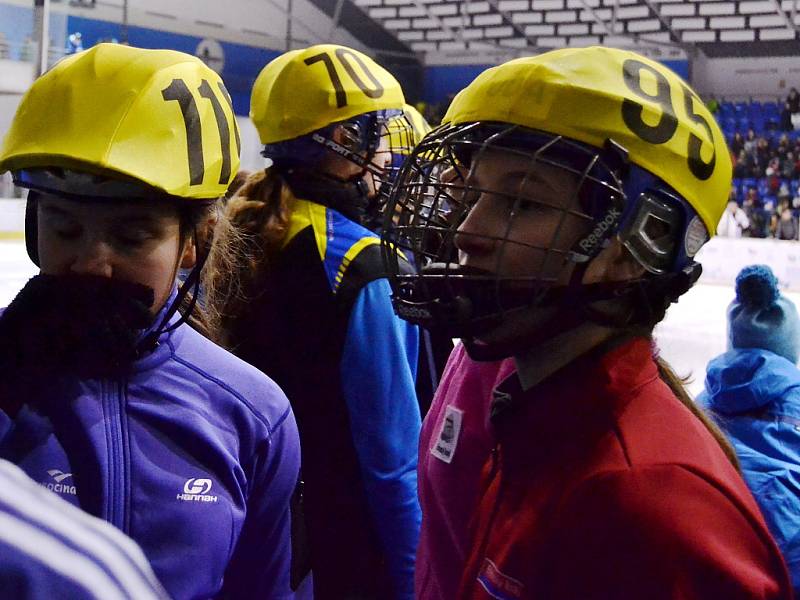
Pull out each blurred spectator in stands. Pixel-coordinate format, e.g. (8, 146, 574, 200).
(743, 189, 769, 238)
(733, 149, 750, 179)
(731, 131, 745, 156)
(777, 134, 791, 160)
(789, 88, 800, 114)
(783, 152, 797, 179)
(782, 107, 793, 132)
(773, 194, 799, 240)
(66, 32, 83, 55)
(18, 36, 35, 62)
(756, 137, 772, 177)
(766, 158, 782, 194)
(718, 199, 750, 238)
(790, 88, 800, 131)
(744, 128, 758, 154)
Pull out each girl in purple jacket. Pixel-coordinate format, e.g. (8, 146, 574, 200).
(0, 44, 300, 599)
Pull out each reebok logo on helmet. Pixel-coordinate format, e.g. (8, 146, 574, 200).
(578, 208, 621, 254)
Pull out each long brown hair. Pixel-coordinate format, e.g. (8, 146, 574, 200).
(654, 349, 741, 471)
(202, 167, 296, 346)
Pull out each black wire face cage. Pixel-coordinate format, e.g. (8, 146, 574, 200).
(380, 121, 631, 338)
(361, 112, 417, 229)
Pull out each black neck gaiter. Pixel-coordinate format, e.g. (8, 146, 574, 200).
(0, 274, 155, 417)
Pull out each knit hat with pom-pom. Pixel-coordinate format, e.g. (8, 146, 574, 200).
(728, 264, 800, 364)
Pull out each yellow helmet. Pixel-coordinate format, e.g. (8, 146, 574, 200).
(0, 43, 240, 200)
(381, 47, 730, 353)
(251, 44, 405, 145)
(444, 46, 731, 235)
(387, 104, 432, 158)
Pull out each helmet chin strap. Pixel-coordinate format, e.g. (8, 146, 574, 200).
(461, 263, 701, 362)
(137, 226, 209, 355)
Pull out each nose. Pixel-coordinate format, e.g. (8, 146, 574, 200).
(70, 238, 113, 278)
(454, 197, 498, 260)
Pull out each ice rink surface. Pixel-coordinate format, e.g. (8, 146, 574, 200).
(3, 238, 799, 397)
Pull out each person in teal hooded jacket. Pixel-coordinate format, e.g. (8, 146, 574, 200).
(699, 264, 800, 594)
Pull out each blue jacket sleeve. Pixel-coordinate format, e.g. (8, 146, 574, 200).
(340, 278, 422, 600)
(221, 402, 302, 599)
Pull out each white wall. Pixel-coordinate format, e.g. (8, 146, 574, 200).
(237, 116, 268, 173)
(692, 53, 800, 102)
(0, 59, 33, 93)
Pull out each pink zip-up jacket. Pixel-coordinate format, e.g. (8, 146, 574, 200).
(415, 343, 515, 600)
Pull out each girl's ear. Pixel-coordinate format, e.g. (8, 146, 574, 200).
(181, 206, 219, 269)
(179, 238, 197, 269)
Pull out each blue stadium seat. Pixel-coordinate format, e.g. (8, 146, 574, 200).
(721, 102, 735, 118)
(764, 102, 780, 117)
(743, 177, 757, 192)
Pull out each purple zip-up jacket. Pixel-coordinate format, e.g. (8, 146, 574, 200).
(0, 301, 301, 599)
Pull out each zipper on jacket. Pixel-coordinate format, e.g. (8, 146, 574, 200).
(103, 379, 129, 532)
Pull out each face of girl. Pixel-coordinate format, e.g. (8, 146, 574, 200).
(450, 147, 645, 348)
(36, 194, 196, 313)
(454, 149, 588, 285)
(321, 124, 392, 199)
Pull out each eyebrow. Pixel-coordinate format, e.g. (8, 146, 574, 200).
(40, 203, 162, 227)
(500, 170, 562, 198)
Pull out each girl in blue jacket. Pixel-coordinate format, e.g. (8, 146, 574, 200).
(0, 44, 300, 599)
(203, 45, 421, 599)
(699, 264, 800, 594)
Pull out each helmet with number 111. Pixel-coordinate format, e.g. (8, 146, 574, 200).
(381, 46, 732, 360)
(0, 43, 241, 347)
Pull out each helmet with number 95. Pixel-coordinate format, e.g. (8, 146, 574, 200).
(381, 46, 732, 358)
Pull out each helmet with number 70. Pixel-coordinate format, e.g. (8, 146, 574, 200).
(250, 44, 407, 224)
(381, 46, 732, 359)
